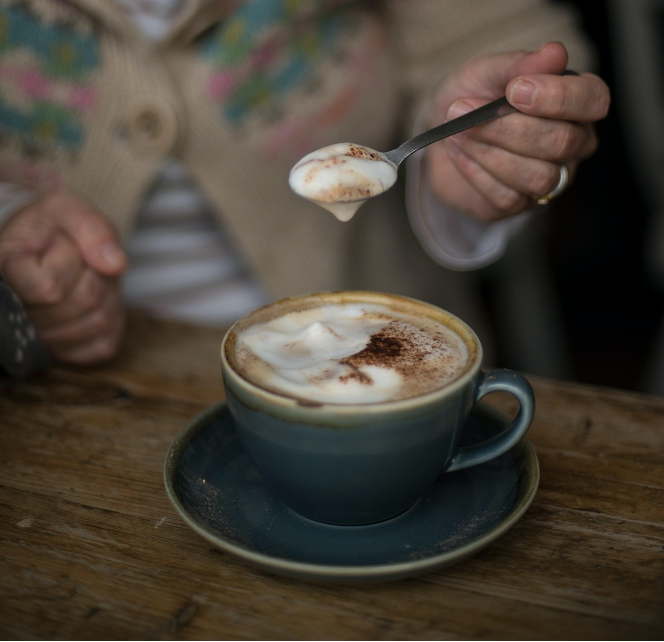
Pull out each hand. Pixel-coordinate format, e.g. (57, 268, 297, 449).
(0, 192, 127, 365)
(426, 42, 610, 222)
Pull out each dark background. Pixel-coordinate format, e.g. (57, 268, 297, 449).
(494, 0, 663, 392)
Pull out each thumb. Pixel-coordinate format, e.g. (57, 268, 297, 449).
(44, 193, 126, 276)
(499, 41, 569, 90)
(440, 42, 569, 108)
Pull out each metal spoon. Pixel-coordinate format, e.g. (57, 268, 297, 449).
(384, 69, 579, 167)
(289, 70, 578, 220)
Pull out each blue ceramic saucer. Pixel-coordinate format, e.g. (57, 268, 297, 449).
(164, 402, 539, 583)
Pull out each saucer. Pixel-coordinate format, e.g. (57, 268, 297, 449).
(164, 401, 539, 583)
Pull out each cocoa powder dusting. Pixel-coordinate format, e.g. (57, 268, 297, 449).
(346, 145, 383, 161)
(339, 368, 373, 385)
(340, 322, 421, 375)
(338, 320, 465, 399)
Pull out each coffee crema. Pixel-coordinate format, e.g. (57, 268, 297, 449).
(234, 303, 469, 404)
(288, 143, 398, 221)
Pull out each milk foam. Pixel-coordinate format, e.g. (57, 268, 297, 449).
(234, 303, 468, 404)
(289, 143, 398, 221)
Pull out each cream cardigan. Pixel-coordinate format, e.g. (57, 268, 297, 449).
(0, 0, 592, 328)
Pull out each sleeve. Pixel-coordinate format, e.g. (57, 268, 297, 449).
(0, 185, 48, 378)
(0, 274, 50, 379)
(406, 144, 533, 270)
(404, 94, 535, 269)
(384, 0, 595, 269)
(0, 183, 37, 231)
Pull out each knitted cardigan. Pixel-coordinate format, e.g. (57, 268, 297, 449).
(0, 0, 591, 307)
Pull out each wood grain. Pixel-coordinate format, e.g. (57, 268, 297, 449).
(1, 312, 663, 640)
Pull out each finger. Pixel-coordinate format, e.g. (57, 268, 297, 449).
(2, 233, 86, 306)
(444, 140, 532, 219)
(436, 41, 568, 111)
(446, 99, 598, 162)
(50, 309, 126, 366)
(426, 145, 498, 221)
(42, 193, 126, 276)
(507, 72, 610, 123)
(36, 281, 120, 345)
(26, 268, 110, 328)
(450, 133, 572, 199)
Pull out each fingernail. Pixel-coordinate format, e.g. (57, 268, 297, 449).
(510, 79, 535, 106)
(446, 100, 473, 121)
(101, 242, 125, 268)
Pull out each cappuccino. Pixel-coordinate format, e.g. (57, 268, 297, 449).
(289, 143, 398, 221)
(234, 302, 469, 404)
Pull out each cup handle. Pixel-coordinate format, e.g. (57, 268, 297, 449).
(445, 369, 535, 472)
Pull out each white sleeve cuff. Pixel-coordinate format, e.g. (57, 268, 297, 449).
(405, 102, 533, 271)
(0, 184, 37, 230)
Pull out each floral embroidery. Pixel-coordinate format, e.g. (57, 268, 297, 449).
(259, 20, 385, 163)
(0, 1, 99, 151)
(200, 0, 348, 125)
(0, 155, 61, 190)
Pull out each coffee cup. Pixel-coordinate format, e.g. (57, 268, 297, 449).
(221, 291, 534, 526)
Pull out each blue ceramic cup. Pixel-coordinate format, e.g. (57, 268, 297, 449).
(221, 291, 534, 526)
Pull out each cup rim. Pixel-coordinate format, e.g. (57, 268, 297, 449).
(221, 290, 483, 414)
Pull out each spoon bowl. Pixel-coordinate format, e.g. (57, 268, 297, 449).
(289, 70, 578, 219)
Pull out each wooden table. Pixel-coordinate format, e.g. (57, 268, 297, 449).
(1, 313, 663, 640)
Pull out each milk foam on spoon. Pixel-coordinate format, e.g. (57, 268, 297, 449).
(289, 143, 398, 221)
(234, 303, 468, 404)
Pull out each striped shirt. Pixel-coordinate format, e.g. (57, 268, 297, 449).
(120, 0, 268, 327)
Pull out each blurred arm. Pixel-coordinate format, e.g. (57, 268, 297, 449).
(385, 0, 595, 268)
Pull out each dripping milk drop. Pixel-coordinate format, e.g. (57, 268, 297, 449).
(289, 143, 398, 221)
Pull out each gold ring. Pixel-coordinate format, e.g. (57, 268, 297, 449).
(535, 164, 569, 205)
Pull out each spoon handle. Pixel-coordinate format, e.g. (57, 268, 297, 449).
(384, 69, 579, 167)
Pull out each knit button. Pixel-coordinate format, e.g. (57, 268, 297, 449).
(128, 99, 179, 157)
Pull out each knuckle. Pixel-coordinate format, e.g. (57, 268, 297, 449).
(35, 274, 65, 305)
(454, 149, 479, 179)
(88, 308, 112, 335)
(75, 274, 102, 312)
(530, 164, 559, 196)
(486, 116, 512, 145)
(475, 112, 520, 148)
(544, 82, 568, 118)
(493, 188, 521, 213)
(590, 75, 611, 120)
(600, 90, 611, 119)
(551, 124, 576, 160)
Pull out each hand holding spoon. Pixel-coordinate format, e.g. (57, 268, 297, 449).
(289, 70, 578, 221)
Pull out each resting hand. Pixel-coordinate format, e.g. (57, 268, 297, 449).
(0, 192, 127, 365)
(426, 41, 610, 222)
